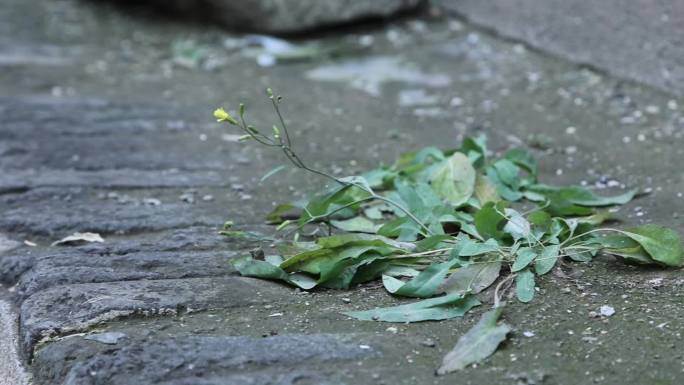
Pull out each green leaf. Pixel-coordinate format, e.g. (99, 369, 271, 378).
(503, 209, 531, 241)
(330, 216, 381, 233)
(485, 161, 524, 201)
(382, 275, 406, 293)
(385, 258, 462, 298)
(429, 152, 476, 207)
(511, 247, 536, 272)
(266, 203, 298, 224)
(415, 234, 454, 252)
(504, 148, 538, 180)
(317, 247, 384, 282)
(440, 260, 502, 295)
(437, 307, 511, 374)
(460, 135, 488, 168)
(319, 253, 385, 289)
(620, 225, 684, 267)
(300, 183, 372, 224)
(362, 168, 396, 189)
(458, 238, 500, 257)
(528, 211, 552, 228)
(575, 211, 613, 226)
(343, 293, 480, 323)
(516, 269, 535, 303)
(535, 244, 560, 275)
(474, 202, 508, 241)
(604, 244, 653, 265)
(528, 184, 636, 207)
(474, 173, 501, 206)
(232, 256, 317, 289)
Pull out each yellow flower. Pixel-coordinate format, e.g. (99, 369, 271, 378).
(213, 108, 238, 124)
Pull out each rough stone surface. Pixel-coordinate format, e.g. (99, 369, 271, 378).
(3, 0, 684, 384)
(13, 249, 236, 302)
(0, 226, 238, 286)
(0, 188, 232, 237)
(20, 277, 290, 355)
(61, 334, 372, 385)
(155, 0, 424, 33)
(438, 0, 684, 95)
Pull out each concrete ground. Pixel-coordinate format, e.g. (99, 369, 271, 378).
(438, 0, 684, 96)
(1, 0, 684, 384)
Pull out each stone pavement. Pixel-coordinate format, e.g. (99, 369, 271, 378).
(2, 0, 684, 384)
(438, 0, 684, 96)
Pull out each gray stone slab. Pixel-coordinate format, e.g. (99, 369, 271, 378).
(13, 250, 236, 303)
(0, 96, 236, 172)
(1, 169, 232, 191)
(0, 226, 251, 287)
(61, 334, 372, 385)
(20, 276, 290, 356)
(0, 96, 189, 138)
(0, 189, 230, 236)
(438, 0, 684, 95)
(0, 254, 34, 285)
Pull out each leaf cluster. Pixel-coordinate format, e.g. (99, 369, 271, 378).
(215, 92, 683, 374)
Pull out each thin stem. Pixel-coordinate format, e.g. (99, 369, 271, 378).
(283, 196, 376, 236)
(227, 91, 434, 237)
(271, 97, 292, 147)
(559, 227, 627, 248)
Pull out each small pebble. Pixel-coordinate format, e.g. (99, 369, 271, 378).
(599, 305, 615, 317)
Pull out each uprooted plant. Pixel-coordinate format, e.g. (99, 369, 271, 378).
(213, 89, 683, 374)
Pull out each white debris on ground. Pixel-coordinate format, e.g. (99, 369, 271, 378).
(599, 305, 616, 317)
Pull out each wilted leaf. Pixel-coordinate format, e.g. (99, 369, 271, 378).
(384, 258, 461, 298)
(437, 307, 511, 374)
(415, 234, 454, 252)
(516, 269, 535, 303)
(460, 135, 488, 167)
(528, 184, 636, 207)
(232, 256, 317, 289)
(474, 174, 501, 206)
(534, 244, 560, 275)
(429, 152, 476, 207)
(503, 209, 531, 241)
(511, 247, 536, 272)
(440, 260, 502, 295)
(620, 225, 683, 267)
(485, 164, 523, 201)
(266, 203, 298, 224)
(474, 202, 507, 241)
(316, 233, 410, 250)
(330, 216, 381, 233)
(343, 293, 480, 322)
(504, 148, 538, 180)
(587, 234, 652, 264)
(458, 238, 500, 257)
